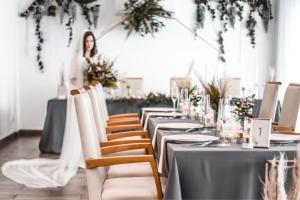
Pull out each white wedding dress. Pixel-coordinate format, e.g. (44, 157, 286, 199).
(1, 30, 93, 188)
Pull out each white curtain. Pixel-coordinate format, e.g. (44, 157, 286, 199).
(275, 0, 300, 131)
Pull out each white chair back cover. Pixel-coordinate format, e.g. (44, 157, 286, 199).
(74, 91, 106, 200)
(226, 77, 241, 97)
(258, 82, 280, 120)
(119, 77, 143, 97)
(87, 86, 108, 141)
(95, 83, 109, 121)
(278, 84, 300, 129)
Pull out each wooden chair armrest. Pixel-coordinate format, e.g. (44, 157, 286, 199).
(272, 125, 294, 132)
(107, 131, 149, 140)
(109, 113, 139, 119)
(107, 119, 141, 126)
(86, 155, 163, 199)
(108, 117, 139, 122)
(105, 124, 143, 133)
(272, 122, 278, 125)
(100, 143, 153, 155)
(100, 139, 151, 147)
(277, 131, 300, 135)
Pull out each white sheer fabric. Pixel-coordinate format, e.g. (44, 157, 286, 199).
(0, 30, 96, 188)
(1, 96, 84, 188)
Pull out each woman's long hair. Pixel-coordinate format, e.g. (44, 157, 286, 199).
(82, 31, 97, 58)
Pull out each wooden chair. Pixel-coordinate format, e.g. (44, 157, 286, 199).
(72, 89, 165, 200)
(93, 83, 141, 126)
(258, 81, 281, 121)
(273, 83, 300, 132)
(85, 85, 149, 141)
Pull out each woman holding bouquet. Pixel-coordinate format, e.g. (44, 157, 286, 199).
(69, 30, 98, 88)
(1, 30, 99, 188)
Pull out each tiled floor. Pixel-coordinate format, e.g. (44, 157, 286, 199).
(0, 135, 88, 200)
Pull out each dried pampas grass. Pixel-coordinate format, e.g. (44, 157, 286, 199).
(288, 147, 300, 200)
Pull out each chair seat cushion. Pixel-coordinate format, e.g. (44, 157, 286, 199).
(102, 176, 166, 200)
(107, 163, 153, 178)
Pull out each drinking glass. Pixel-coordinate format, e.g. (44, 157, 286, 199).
(201, 95, 211, 134)
(171, 88, 178, 117)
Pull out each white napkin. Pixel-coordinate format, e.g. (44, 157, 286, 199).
(143, 112, 185, 130)
(158, 134, 219, 173)
(141, 107, 176, 123)
(152, 123, 203, 149)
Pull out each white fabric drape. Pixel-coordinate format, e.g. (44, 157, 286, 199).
(275, 0, 300, 131)
(1, 96, 84, 188)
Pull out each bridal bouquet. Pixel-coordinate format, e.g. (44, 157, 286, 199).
(84, 55, 118, 88)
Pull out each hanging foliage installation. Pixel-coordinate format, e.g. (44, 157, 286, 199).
(194, 0, 273, 62)
(20, 0, 100, 72)
(122, 0, 173, 37)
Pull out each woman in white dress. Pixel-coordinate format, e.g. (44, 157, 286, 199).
(1, 30, 97, 188)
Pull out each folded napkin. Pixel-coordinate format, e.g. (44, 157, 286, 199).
(152, 123, 203, 149)
(141, 107, 176, 123)
(158, 134, 219, 173)
(143, 112, 185, 130)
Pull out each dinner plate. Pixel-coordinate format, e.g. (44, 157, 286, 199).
(166, 134, 219, 143)
(270, 133, 300, 142)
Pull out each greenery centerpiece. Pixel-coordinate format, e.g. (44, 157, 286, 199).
(122, 0, 173, 37)
(84, 55, 118, 88)
(231, 92, 255, 129)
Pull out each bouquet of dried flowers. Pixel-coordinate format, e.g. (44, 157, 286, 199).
(198, 77, 229, 112)
(84, 55, 118, 88)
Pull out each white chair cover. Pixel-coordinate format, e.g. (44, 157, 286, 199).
(258, 82, 280, 120)
(74, 91, 106, 200)
(278, 84, 300, 129)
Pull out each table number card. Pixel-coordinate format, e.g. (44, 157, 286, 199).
(251, 118, 272, 148)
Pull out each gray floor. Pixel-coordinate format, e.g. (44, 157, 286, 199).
(0, 134, 88, 200)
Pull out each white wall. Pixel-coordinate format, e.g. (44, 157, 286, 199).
(275, 0, 300, 131)
(14, 0, 277, 130)
(0, 0, 19, 139)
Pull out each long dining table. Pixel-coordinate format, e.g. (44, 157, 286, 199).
(146, 116, 297, 200)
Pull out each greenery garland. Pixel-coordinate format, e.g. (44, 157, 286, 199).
(107, 92, 172, 107)
(20, 0, 100, 72)
(194, 0, 273, 62)
(122, 0, 173, 37)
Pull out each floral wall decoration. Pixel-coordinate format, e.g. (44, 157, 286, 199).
(20, 0, 101, 72)
(122, 0, 173, 37)
(194, 0, 273, 62)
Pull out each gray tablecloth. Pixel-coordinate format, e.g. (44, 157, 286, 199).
(147, 117, 297, 199)
(107, 101, 172, 115)
(39, 98, 67, 154)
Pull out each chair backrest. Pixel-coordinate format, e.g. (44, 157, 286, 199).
(278, 83, 300, 129)
(119, 77, 143, 97)
(258, 81, 281, 120)
(73, 89, 106, 200)
(169, 77, 186, 94)
(226, 77, 241, 97)
(86, 85, 108, 141)
(95, 83, 109, 122)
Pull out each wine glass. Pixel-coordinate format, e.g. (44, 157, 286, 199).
(201, 95, 212, 134)
(171, 88, 178, 117)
